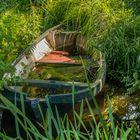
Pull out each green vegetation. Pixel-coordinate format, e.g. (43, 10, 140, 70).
(0, 91, 139, 140)
(0, 0, 140, 139)
(28, 56, 98, 81)
(0, 0, 140, 93)
(45, 0, 140, 94)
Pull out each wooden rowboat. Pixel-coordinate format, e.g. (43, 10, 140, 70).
(2, 25, 106, 122)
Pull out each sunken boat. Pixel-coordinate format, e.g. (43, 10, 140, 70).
(2, 25, 106, 121)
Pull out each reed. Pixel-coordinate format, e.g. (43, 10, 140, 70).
(0, 0, 140, 93)
(44, 0, 140, 93)
(0, 0, 139, 139)
(0, 92, 134, 140)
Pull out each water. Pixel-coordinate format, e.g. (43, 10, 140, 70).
(109, 93, 140, 121)
(22, 86, 72, 98)
(28, 56, 99, 82)
(22, 56, 99, 97)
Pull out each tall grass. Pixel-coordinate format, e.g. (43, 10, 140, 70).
(0, 0, 139, 139)
(43, 0, 140, 93)
(0, 93, 135, 140)
(0, 0, 139, 92)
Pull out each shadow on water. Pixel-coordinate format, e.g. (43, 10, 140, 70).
(1, 110, 25, 138)
(1, 110, 42, 139)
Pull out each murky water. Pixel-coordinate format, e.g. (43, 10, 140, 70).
(28, 56, 99, 82)
(78, 86, 140, 135)
(113, 93, 140, 137)
(22, 56, 99, 97)
(22, 86, 72, 98)
(121, 101, 140, 121)
(1, 85, 140, 138)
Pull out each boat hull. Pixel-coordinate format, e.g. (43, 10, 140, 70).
(2, 25, 106, 122)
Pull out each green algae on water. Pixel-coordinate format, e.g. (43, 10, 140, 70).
(28, 56, 99, 82)
(22, 86, 72, 98)
(22, 55, 99, 97)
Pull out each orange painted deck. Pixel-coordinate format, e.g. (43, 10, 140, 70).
(36, 51, 79, 64)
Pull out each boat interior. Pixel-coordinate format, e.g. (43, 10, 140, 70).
(4, 29, 100, 97)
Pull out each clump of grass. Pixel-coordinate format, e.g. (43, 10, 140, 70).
(124, 0, 140, 15)
(0, 93, 135, 140)
(1, 0, 139, 93)
(44, 0, 140, 93)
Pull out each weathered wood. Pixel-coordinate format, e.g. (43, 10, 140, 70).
(2, 25, 106, 123)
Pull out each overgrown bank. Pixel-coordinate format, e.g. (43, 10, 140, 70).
(0, 0, 140, 93)
(45, 0, 140, 94)
(0, 1, 140, 139)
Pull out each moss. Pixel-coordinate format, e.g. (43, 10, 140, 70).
(24, 55, 99, 97)
(28, 56, 99, 82)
